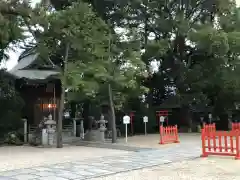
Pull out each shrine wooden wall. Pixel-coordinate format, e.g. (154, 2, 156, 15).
(16, 79, 61, 125)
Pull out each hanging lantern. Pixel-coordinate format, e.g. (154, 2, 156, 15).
(42, 103, 57, 109)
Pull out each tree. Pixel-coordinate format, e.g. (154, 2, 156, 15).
(0, 69, 25, 137)
(30, 0, 112, 147)
(99, 28, 147, 142)
(63, 16, 148, 143)
(26, 0, 149, 144)
(28, 0, 143, 144)
(0, 0, 32, 61)
(28, 0, 240, 136)
(94, 0, 240, 127)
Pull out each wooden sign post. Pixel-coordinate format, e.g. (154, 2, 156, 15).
(123, 115, 130, 143)
(143, 116, 148, 135)
(156, 110, 169, 126)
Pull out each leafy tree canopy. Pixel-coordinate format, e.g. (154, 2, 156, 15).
(0, 0, 31, 61)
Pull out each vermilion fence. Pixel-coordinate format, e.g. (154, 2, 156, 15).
(232, 123, 240, 131)
(204, 122, 240, 132)
(203, 123, 216, 133)
(201, 129, 240, 159)
(159, 125, 179, 145)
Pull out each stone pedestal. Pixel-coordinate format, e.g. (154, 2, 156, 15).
(73, 119, 77, 137)
(22, 118, 28, 143)
(42, 114, 56, 146)
(48, 128, 55, 145)
(197, 125, 201, 133)
(42, 129, 48, 145)
(84, 130, 101, 141)
(80, 119, 84, 139)
(84, 115, 107, 142)
(98, 115, 107, 142)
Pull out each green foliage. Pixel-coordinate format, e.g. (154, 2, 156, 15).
(18, 0, 240, 120)
(4, 131, 23, 145)
(227, 31, 240, 55)
(0, 1, 30, 138)
(189, 27, 229, 57)
(0, 70, 25, 138)
(91, 0, 240, 114)
(0, 0, 31, 61)
(31, 0, 110, 90)
(26, 0, 148, 112)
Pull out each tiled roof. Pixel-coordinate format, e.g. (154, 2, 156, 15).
(8, 48, 60, 80)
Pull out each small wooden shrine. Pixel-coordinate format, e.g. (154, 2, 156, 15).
(8, 48, 61, 126)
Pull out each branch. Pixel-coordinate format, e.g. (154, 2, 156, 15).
(0, 4, 31, 18)
(186, 0, 209, 26)
(22, 17, 38, 42)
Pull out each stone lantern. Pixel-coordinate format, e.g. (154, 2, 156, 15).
(97, 115, 107, 141)
(98, 115, 107, 131)
(44, 114, 56, 146)
(84, 115, 108, 142)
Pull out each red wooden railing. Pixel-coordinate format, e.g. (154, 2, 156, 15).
(203, 122, 240, 132)
(232, 122, 240, 131)
(201, 129, 240, 159)
(203, 123, 216, 133)
(159, 125, 179, 144)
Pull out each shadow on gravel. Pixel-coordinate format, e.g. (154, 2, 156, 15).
(74, 140, 157, 152)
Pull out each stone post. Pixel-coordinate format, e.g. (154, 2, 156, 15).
(80, 119, 84, 139)
(73, 118, 77, 137)
(48, 128, 55, 145)
(42, 129, 48, 146)
(22, 118, 28, 143)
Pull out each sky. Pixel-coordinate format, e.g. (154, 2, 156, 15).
(1, 0, 240, 70)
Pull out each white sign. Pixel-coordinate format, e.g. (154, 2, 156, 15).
(143, 116, 148, 123)
(64, 112, 70, 118)
(123, 115, 130, 143)
(123, 115, 130, 124)
(208, 113, 212, 119)
(143, 116, 148, 135)
(159, 116, 165, 123)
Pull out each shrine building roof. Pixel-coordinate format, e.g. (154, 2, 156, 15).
(8, 47, 60, 80)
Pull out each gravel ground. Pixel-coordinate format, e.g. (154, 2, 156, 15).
(115, 133, 201, 149)
(90, 157, 240, 180)
(0, 145, 130, 171)
(1, 134, 239, 180)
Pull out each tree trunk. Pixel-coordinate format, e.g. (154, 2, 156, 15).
(108, 83, 117, 143)
(57, 86, 64, 148)
(82, 100, 90, 130)
(56, 43, 70, 148)
(107, 109, 113, 131)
